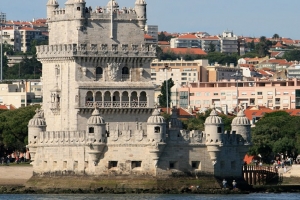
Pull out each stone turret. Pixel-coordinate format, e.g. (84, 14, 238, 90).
(47, 0, 59, 20)
(107, 0, 119, 12)
(147, 108, 166, 142)
(205, 105, 223, 163)
(231, 106, 251, 144)
(135, 0, 147, 30)
(86, 107, 107, 165)
(27, 109, 47, 162)
(73, 0, 86, 19)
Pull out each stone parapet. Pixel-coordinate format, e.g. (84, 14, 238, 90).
(37, 43, 156, 59)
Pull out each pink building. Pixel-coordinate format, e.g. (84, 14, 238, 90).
(178, 78, 300, 113)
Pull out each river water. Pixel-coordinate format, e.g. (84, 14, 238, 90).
(0, 193, 299, 200)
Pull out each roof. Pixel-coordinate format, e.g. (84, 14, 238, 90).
(0, 104, 16, 110)
(201, 36, 219, 40)
(144, 34, 154, 40)
(158, 41, 170, 45)
(163, 48, 207, 55)
(160, 107, 195, 119)
(274, 42, 284, 48)
(178, 34, 198, 39)
(244, 106, 300, 120)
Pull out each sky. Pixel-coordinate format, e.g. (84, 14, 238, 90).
(1, 0, 300, 39)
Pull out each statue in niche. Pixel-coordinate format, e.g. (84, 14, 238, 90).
(107, 62, 120, 81)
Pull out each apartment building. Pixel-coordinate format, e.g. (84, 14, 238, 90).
(0, 26, 21, 51)
(145, 25, 158, 43)
(0, 80, 42, 108)
(220, 31, 238, 55)
(178, 78, 300, 112)
(150, 59, 209, 86)
(170, 34, 201, 48)
(200, 36, 221, 52)
(206, 63, 242, 82)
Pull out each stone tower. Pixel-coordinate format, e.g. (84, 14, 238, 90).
(135, 0, 147, 30)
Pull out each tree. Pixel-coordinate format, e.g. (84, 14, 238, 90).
(158, 78, 174, 107)
(272, 33, 280, 41)
(282, 50, 300, 61)
(0, 105, 40, 154)
(208, 42, 216, 53)
(249, 111, 300, 163)
(206, 52, 238, 65)
(158, 32, 173, 42)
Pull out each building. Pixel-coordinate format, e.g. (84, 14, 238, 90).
(0, 80, 42, 108)
(206, 63, 242, 82)
(27, 0, 250, 179)
(200, 36, 221, 52)
(0, 12, 6, 23)
(151, 59, 209, 86)
(219, 31, 238, 55)
(178, 78, 300, 112)
(145, 25, 158, 43)
(170, 34, 201, 48)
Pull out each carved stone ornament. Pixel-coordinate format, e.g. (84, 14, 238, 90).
(107, 62, 120, 81)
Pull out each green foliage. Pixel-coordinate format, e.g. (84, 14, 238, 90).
(206, 52, 238, 65)
(0, 105, 40, 151)
(158, 78, 174, 107)
(158, 32, 173, 42)
(249, 111, 300, 162)
(282, 50, 300, 61)
(181, 109, 233, 131)
(208, 42, 216, 53)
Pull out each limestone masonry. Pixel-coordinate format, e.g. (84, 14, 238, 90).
(27, 0, 251, 178)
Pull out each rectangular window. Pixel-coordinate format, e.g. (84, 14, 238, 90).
(191, 161, 201, 170)
(283, 92, 289, 95)
(221, 92, 226, 96)
(109, 161, 118, 169)
(196, 92, 201, 96)
(251, 92, 255, 95)
(131, 161, 142, 169)
(276, 92, 281, 95)
(151, 73, 156, 76)
(195, 100, 201, 105)
(283, 99, 289, 103)
(169, 161, 177, 169)
(267, 91, 273, 95)
(257, 92, 263, 95)
(181, 77, 187, 80)
(241, 92, 247, 95)
(190, 93, 195, 96)
(181, 73, 187, 76)
(214, 93, 218, 96)
(205, 92, 210, 96)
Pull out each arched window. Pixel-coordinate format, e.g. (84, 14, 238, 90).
(122, 67, 130, 80)
(96, 67, 103, 75)
(96, 67, 103, 81)
(122, 67, 129, 75)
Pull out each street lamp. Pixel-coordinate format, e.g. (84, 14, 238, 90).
(165, 63, 170, 114)
(231, 67, 243, 113)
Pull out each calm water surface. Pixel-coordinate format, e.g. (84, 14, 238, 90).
(0, 193, 299, 200)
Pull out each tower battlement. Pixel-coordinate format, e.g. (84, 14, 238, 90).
(37, 43, 156, 59)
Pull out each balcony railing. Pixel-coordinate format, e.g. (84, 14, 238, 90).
(85, 101, 147, 108)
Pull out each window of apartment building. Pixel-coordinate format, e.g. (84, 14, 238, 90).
(221, 92, 226, 96)
(226, 92, 231, 96)
(292, 91, 295, 95)
(195, 100, 201, 105)
(204, 100, 210, 105)
(283, 99, 289, 104)
(181, 77, 187, 80)
(257, 92, 263, 95)
(267, 91, 273, 95)
(292, 100, 296, 103)
(151, 73, 156, 76)
(188, 73, 191, 76)
(205, 92, 210, 96)
(171, 73, 173, 76)
(190, 100, 195, 105)
(232, 92, 237, 96)
(275, 98, 281, 104)
(181, 73, 187, 76)
(241, 92, 247, 95)
(283, 92, 289, 95)
(214, 93, 218, 96)
(194, 73, 196, 76)
(182, 82, 186, 85)
(190, 93, 195, 96)
(196, 92, 201, 96)
(0, 97, 3, 103)
(258, 100, 263, 104)
(268, 99, 273, 103)
(276, 92, 281, 95)
(151, 78, 156, 81)
(251, 92, 255, 95)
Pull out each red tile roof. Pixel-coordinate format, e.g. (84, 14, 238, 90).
(244, 107, 300, 120)
(144, 34, 154, 40)
(158, 41, 170, 45)
(178, 34, 198, 39)
(163, 48, 207, 55)
(160, 107, 195, 118)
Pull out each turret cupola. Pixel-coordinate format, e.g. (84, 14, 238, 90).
(231, 104, 251, 144)
(147, 108, 166, 143)
(87, 107, 106, 143)
(47, 0, 59, 20)
(135, 0, 147, 30)
(107, 0, 120, 12)
(205, 104, 224, 144)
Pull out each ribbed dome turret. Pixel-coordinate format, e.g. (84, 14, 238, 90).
(107, 0, 119, 8)
(28, 112, 46, 126)
(205, 106, 223, 125)
(147, 109, 165, 124)
(47, 0, 58, 5)
(135, 0, 146, 4)
(87, 108, 105, 125)
(232, 109, 250, 125)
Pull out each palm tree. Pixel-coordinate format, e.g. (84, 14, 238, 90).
(272, 33, 280, 41)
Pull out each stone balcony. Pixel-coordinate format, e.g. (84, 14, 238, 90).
(85, 101, 148, 108)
